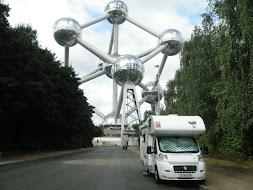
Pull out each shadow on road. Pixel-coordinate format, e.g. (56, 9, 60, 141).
(144, 173, 201, 189)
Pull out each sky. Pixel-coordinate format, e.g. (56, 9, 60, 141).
(4, 0, 208, 125)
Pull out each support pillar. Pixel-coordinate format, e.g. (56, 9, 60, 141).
(120, 82, 141, 148)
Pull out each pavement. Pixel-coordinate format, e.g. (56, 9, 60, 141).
(2, 146, 252, 190)
(0, 148, 93, 166)
(0, 147, 137, 166)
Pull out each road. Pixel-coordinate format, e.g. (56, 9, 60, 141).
(0, 147, 201, 190)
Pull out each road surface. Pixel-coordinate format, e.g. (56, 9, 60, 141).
(0, 147, 201, 190)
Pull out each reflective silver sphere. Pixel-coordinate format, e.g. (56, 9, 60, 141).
(158, 29, 183, 56)
(102, 54, 120, 78)
(141, 82, 163, 104)
(102, 112, 127, 127)
(104, 0, 128, 24)
(112, 54, 144, 86)
(53, 18, 82, 47)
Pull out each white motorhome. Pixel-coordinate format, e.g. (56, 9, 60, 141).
(140, 115, 207, 184)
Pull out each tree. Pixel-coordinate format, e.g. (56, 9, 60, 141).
(163, 0, 253, 161)
(0, 2, 96, 151)
(93, 125, 104, 137)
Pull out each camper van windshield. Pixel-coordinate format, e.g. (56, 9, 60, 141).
(158, 137, 199, 153)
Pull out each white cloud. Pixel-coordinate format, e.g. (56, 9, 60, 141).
(5, 0, 207, 125)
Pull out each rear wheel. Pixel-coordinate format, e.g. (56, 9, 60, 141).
(155, 167, 162, 184)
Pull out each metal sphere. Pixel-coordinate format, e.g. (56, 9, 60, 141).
(53, 18, 82, 47)
(104, 0, 128, 24)
(102, 112, 127, 127)
(141, 82, 163, 104)
(112, 54, 144, 86)
(102, 54, 120, 79)
(158, 29, 183, 56)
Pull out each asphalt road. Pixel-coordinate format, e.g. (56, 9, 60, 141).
(0, 147, 201, 190)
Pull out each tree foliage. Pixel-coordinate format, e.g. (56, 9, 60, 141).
(164, 0, 253, 161)
(0, 2, 96, 151)
(93, 125, 104, 137)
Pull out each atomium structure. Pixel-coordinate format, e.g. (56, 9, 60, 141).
(53, 0, 183, 147)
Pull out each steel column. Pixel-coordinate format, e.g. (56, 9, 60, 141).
(64, 47, 69, 67)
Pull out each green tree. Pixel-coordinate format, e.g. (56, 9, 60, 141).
(0, 2, 95, 151)
(163, 0, 253, 161)
(93, 125, 104, 137)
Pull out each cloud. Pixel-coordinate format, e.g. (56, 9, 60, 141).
(5, 0, 207, 125)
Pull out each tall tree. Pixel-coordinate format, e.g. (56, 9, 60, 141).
(0, 2, 95, 151)
(164, 0, 253, 161)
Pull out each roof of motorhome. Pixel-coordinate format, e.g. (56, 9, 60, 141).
(142, 115, 206, 136)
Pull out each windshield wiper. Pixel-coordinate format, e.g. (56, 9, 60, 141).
(164, 151, 199, 153)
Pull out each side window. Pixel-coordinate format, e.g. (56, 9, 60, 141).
(149, 119, 151, 128)
(154, 139, 157, 153)
(143, 134, 145, 143)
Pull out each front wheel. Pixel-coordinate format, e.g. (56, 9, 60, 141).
(155, 167, 162, 184)
(199, 179, 206, 185)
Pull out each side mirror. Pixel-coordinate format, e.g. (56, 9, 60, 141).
(147, 146, 152, 154)
(201, 146, 209, 154)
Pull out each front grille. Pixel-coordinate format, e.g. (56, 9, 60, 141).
(173, 165, 197, 172)
(174, 171, 196, 173)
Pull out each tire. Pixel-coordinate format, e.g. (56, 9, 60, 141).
(155, 167, 162, 184)
(199, 179, 206, 185)
(144, 165, 149, 174)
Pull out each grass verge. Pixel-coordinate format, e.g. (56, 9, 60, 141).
(204, 157, 253, 173)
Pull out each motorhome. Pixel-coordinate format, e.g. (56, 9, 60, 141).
(140, 114, 207, 184)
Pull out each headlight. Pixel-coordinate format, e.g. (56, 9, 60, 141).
(197, 154, 204, 162)
(159, 153, 168, 161)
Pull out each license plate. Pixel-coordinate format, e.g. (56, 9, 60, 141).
(179, 173, 192, 177)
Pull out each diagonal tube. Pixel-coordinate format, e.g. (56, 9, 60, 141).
(80, 14, 111, 29)
(76, 37, 116, 64)
(136, 46, 158, 58)
(154, 54, 168, 86)
(93, 108, 105, 120)
(114, 86, 124, 121)
(79, 70, 106, 84)
(141, 44, 167, 64)
(125, 15, 160, 38)
(83, 66, 103, 78)
(138, 82, 148, 90)
(108, 26, 114, 55)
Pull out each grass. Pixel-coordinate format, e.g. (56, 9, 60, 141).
(204, 157, 253, 173)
